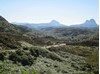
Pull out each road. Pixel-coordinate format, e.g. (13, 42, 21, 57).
(1, 43, 66, 52)
(43, 43, 66, 49)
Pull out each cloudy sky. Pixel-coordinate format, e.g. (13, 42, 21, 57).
(0, 0, 99, 25)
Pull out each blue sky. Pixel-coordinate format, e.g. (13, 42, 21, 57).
(0, 0, 99, 25)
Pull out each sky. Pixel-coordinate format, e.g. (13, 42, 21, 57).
(0, 0, 99, 25)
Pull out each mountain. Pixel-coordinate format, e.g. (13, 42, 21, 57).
(0, 16, 8, 22)
(0, 16, 35, 49)
(13, 20, 66, 29)
(0, 16, 19, 33)
(70, 19, 99, 28)
(13, 19, 98, 29)
(0, 16, 35, 33)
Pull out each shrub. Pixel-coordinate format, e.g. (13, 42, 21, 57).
(21, 55, 33, 66)
(0, 52, 5, 61)
(30, 47, 39, 57)
(16, 49, 24, 55)
(9, 52, 19, 63)
(30, 47, 62, 61)
(9, 50, 34, 66)
(23, 47, 29, 50)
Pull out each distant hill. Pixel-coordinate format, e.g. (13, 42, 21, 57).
(13, 19, 98, 29)
(12, 20, 66, 28)
(70, 19, 99, 28)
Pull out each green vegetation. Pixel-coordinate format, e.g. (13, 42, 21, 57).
(0, 16, 99, 74)
(9, 50, 34, 66)
(0, 61, 37, 74)
(0, 52, 5, 61)
(0, 46, 98, 74)
(48, 45, 99, 74)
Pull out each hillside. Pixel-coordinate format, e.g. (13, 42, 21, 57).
(40, 27, 99, 44)
(0, 16, 99, 74)
(0, 16, 34, 49)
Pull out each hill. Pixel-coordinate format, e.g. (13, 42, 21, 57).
(13, 20, 65, 29)
(0, 16, 99, 74)
(0, 16, 34, 49)
(70, 19, 98, 28)
(13, 19, 98, 29)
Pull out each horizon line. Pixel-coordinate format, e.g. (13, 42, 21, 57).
(10, 18, 98, 26)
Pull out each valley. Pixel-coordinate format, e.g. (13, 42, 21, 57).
(0, 16, 99, 74)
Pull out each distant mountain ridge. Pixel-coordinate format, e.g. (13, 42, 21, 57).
(13, 20, 66, 28)
(0, 15, 98, 28)
(12, 19, 98, 28)
(70, 19, 99, 28)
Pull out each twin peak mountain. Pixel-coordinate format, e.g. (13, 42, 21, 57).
(0, 16, 98, 28)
